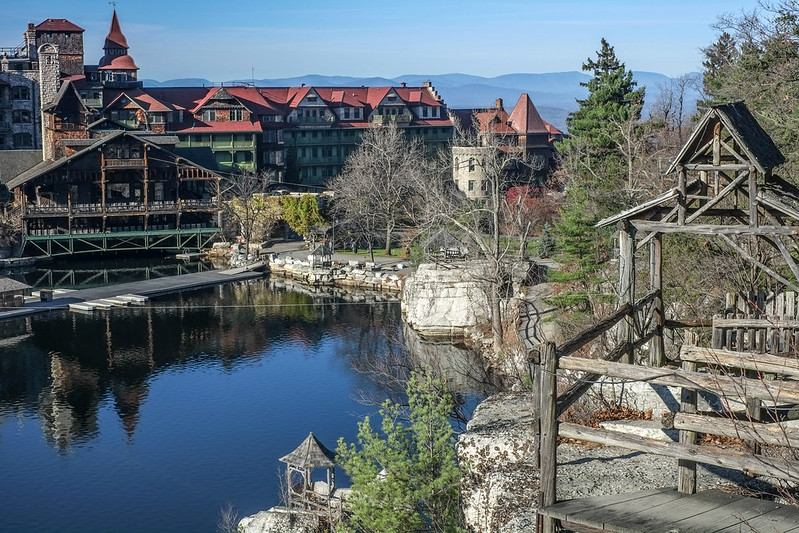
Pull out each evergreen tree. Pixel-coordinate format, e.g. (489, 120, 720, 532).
(336, 373, 465, 533)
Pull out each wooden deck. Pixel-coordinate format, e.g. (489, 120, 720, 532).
(0, 263, 265, 321)
(540, 487, 799, 533)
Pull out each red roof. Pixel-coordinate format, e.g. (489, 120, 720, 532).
(104, 10, 129, 49)
(508, 93, 549, 135)
(36, 19, 84, 32)
(105, 89, 175, 112)
(98, 54, 139, 71)
(172, 120, 263, 133)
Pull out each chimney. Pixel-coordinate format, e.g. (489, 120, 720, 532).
(401, 82, 406, 88)
(495, 98, 503, 110)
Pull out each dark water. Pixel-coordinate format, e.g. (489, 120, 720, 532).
(0, 278, 488, 533)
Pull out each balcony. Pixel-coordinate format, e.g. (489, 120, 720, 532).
(371, 113, 412, 125)
(104, 158, 146, 168)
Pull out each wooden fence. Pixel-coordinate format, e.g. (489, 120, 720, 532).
(533, 334, 799, 533)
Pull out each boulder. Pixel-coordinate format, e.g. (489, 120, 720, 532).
(238, 507, 319, 533)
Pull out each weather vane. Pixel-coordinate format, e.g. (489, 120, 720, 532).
(109, 1, 117, 7)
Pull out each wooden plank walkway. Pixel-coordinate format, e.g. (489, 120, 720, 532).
(540, 487, 799, 532)
(0, 263, 266, 321)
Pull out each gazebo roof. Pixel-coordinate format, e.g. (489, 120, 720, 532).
(279, 432, 336, 469)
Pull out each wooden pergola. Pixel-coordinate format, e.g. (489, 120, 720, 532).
(279, 432, 337, 516)
(596, 101, 795, 366)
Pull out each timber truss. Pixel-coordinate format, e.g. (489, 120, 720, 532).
(595, 102, 799, 365)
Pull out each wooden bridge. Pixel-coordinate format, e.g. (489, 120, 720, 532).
(531, 103, 799, 532)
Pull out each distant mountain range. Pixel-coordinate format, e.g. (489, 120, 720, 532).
(141, 72, 702, 132)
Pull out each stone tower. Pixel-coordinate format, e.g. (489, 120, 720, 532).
(38, 43, 60, 160)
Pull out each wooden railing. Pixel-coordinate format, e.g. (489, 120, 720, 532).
(533, 338, 799, 533)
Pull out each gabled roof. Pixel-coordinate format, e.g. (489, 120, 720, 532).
(279, 432, 336, 468)
(104, 89, 175, 113)
(0, 150, 43, 186)
(42, 79, 89, 113)
(5, 131, 218, 189)
(666, 102, 784, 174)
(36, 19, 84, 32)
(104, 10, 129, 49)
(508, 93, 549, 135)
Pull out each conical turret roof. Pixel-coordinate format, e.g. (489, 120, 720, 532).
(508, 93, 549, 135)
(279, 432, 336, 468)
(104, 10, 129, 49)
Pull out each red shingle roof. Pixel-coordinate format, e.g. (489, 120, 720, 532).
(36, 19, 84, 32)
(508, 93, 549, 135)
(98, 54, 138, 71)
(104, 10, 129, 49)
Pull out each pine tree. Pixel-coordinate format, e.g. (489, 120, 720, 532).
(336, 373, 465, 533)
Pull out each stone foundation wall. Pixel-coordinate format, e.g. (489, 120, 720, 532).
(267, 256, 406, 293)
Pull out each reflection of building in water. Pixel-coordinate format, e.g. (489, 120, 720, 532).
(38, 353, 100, 450)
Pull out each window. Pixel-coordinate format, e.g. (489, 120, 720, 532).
(481, 180, 489, 192)
(422, 107, 429, 118)
(230, 108, 244, 121)
(13, 133, 32, 148)
(12, 110, 31, 123)
(468, 180, 474, 191)
(11, 86, 30, 100)
(344, 108, 350, 119)
(202, 109, 216, 122)
(468, 158, 475, 171)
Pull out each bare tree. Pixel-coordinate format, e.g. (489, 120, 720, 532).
(222, 171, 280, 259)
(414, 119, 543, 353)
(328, 123, 426, 261)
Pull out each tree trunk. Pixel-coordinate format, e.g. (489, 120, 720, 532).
(384, 224, 392, 256)
(490, 284, 503, 351)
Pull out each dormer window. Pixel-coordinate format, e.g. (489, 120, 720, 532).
(306, 95, 317, 102)
(202, 109, 216, 122)
(230, 108, 244, 121)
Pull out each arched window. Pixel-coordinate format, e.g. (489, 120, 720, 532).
(12, 110, 31, 123)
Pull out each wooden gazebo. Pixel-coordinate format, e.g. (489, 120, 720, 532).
(279, 432, 337, 515)
(533, 101, 799, 532)
(596, 101, 794, 366)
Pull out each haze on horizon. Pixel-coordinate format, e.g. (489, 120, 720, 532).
(2, 0, 761, 83)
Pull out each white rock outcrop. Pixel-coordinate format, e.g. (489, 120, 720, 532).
(401, 262, 491, 338)
(238, 507, 320, 533)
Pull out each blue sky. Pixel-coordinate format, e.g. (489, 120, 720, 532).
(1, 0, 762, 82)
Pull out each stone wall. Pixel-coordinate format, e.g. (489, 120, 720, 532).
(267, 255, 406, 293)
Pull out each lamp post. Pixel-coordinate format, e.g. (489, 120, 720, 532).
(331, 219, 338, 254)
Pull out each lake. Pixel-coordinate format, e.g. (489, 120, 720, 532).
(0, 274, 490, 532)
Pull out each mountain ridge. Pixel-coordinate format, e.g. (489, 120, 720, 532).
(141, 71, 701, 132)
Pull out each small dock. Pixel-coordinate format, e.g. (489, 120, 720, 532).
(0, 265, 265, 320)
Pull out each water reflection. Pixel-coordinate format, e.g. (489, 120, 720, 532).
(0, 276, 496, 532)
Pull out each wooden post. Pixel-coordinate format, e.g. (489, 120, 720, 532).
(748, 167, 758, 228)
(677, 359, 697, 494)
(649, 233, 665, 366)
(678, 166, 686, 225)
(531, 346, 541, 470)
(618, 221, 636, 364)
(538, 342, 558, 533)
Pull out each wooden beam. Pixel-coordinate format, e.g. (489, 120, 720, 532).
(717, 234, 799, 293)
(683, 163, 752, 172)
(749, 169, 758, 228)
(665, 318, 713, 329)
(684, 171, 748, 224)
(558, 422, 799, 483)
(673, 412, 799, 449)
(678, 168, 687, 224)
(555, 303, 632, 358)
(632, 221, 799, 236)
(558, 355, 799, 403)
(680, 344, 799, 378)
(555, 332, 654, 418)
